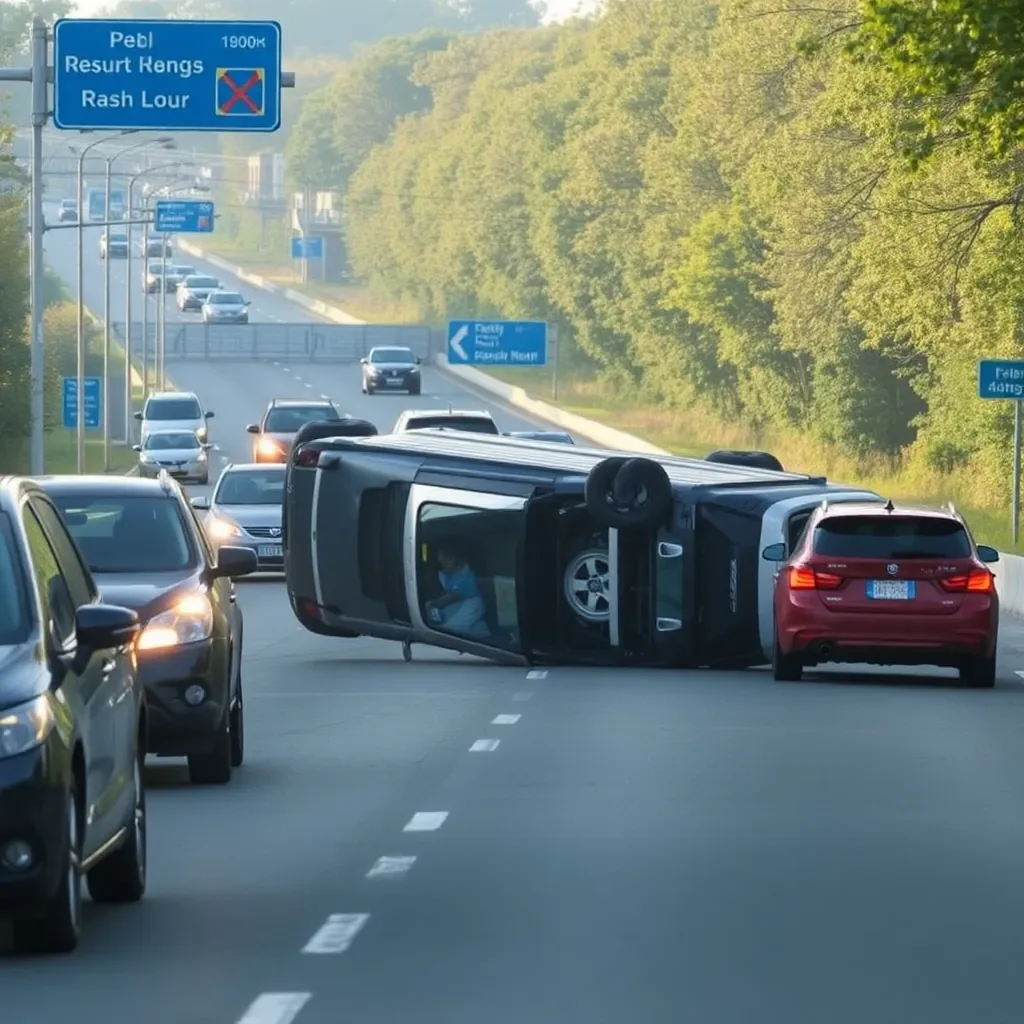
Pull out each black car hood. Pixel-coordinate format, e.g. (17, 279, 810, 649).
(94, 570, 201, 622)
(0, 642, 49, 711)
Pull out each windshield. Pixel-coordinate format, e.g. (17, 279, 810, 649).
(215, 470, 285, 505)
(173, 265, 195, 276)
(50, 494, 195, 574)
(0, 512, 28, 644)
(144, 432, 200, 451)
(371, 348, 416, 364)
(264, 405, 339, 432)
(209, 292, 243, 304)
(406, 416, 498, 434)
(145, 398, 202, 421)
(185, 276, 218, 288)
(61, 199, 75, 208)
(108, 233, 127, 242)
(812, 517, 972, 559)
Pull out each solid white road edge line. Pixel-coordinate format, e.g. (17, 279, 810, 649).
(470, 739, 500, 752)
(404, 811, 449, 832)
(526, 670, 548, 679)
(492, 714, 521, 725)
(302, 914, 371, 954)
(235, 993, 311, 1024)
(367, 855, 417, 879)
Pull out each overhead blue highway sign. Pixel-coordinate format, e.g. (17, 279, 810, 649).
(52, 18, 282, 132)
(62, 376, 101, 430)
(447, 319, 548, 367)
(156, 200, 214, 233)
(291, 235, 323, 259)
(978, 359, 1024, 399)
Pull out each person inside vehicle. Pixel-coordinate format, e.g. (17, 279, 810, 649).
(425, 545, 489, 638)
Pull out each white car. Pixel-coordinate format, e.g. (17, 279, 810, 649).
(202, 290, 250, 324)
(134, 391, 214, 445)
(133, 428, 211, 484)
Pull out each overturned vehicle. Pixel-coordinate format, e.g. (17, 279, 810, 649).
(283, 431, 881, 667)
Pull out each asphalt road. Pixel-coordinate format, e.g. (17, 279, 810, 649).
(7, 196, 1024, 1024)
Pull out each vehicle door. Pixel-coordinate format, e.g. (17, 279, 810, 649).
(32, 495, 137, 830)
(21, 501, 121, 858)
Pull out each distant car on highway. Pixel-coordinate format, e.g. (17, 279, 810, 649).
(201, 290, 250, 324)
(191, 464, 286, 573)
(57, 198, 77, 223)
(391, 408, 499, 435)
(142, 260, 177, 294)
(247, 398, 343, 463)
(135, 391, 214, 444)
(505, 430, 575, 444)
(132, 428, 212, 485)
(0, 475, 143, 954)
(40, 473, 257, 786)
(99, 230, 128, 259)
(176, 274, 221, 312)
(360, 346, 422, 395)
(145, 237, 172, 258)
(167, 263, 195, 289)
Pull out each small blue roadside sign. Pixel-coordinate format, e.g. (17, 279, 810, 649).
(156, 200, 214, 233)
(62, 377, 101, 430)
(447, 319, 548, 367)
(52, 18, 282, 132)
(290, 235, 324, 259)
(978, 360, 1024, 399)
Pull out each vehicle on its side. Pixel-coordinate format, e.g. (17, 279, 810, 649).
(39, 473, 257, 786)
(57, 198, 77, 223)
(99, 231, 128, 259)
(133, 428, 212, 485)
(766, 500, 1000, 686)
(134, 391, 214, 445)
(391, 409, 499, 435)
(246, 399, 343, 464)
(191, 464, 286, 573)
(360, 346, 422, 395)
(201, 290, 250, 325)
(176, 274, 221, 312)
(0, 476, 144, 954)
(282, 432, 882, 667)
(505, 430, 575, 444)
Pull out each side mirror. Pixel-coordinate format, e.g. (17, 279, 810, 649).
(246, 300, 252, 306)
(75, 603, 139, 651)
(209, 545, 257, 580)
(977, 544, 1000, 564)
(761, 542, 786, 562)
(205, 410, 215, 418)
(131, 444, 142, 452)
(190, 495, 210, 510)
(202, 442, 213, 451)
(416, 357, 422, 365)
(133, 411, 143, 420)
(359, 357, 367, 365)
(245, 423, 260, 434)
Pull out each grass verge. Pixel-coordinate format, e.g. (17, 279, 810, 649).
(42, 434, 137, 474)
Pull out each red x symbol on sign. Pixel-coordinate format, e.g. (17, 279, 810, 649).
(220, 71, 261, 113)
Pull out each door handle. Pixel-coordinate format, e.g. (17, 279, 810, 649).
(101, 657, 116, 676)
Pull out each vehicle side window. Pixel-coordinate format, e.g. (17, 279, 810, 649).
(30, 497, 96, 608)
(22, 505, 76, 644)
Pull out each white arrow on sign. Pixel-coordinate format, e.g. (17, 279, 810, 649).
(449, 325, 469, 361)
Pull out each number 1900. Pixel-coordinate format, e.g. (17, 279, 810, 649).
(221, 35, 267, 49)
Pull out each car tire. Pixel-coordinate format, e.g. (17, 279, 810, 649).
(961, 653, 996, 689)
(198, 472, 209, 485)
(187, 712, 232, 785)
(772, 630, 803, 682)
(706, 449, 785, 472)
(230, 675, 245, 768)
(11, 777, 82, 955)
(86, 742, 146, 904)
(585, 457, 673, 530)
(409, 385, 421, 396)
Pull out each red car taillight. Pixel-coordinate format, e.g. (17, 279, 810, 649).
(294, 447, 319, 468)
(939, 570, 994, 593)
(787, 566, 843, 590)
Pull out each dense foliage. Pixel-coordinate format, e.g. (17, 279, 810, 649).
(283, 0, 1024, 500)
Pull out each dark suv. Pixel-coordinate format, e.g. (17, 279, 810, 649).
(360, 346, 422, 395)
(38, 473, 258, 785)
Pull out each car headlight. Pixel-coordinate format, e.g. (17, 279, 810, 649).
(196, 426, 207, 441)
(207, 517, 241, 540)
(137, 593, 214, 651)
(139, 453, 153, 463)
(0, 695, 55, 759)
(257, 437, 282, 456)
(196, 451, 207, 462)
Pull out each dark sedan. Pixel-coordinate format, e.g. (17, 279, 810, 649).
(38, 473, 257, 786)
(0, 476, 144, 954)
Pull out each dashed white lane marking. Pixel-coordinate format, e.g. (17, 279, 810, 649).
(302, 914, 370, 954)
(404, 811, 448, 832)
(512, 691, 532, 702)
(320, 393, 331, 400)
(235, 993, 311, 1024)
(492, 714, 521, 725)
(294, 375, 303, 382)
(367, 855, 416, 879)
(526, 670, 548, 679)
(470, 738, 500, 752)
(305, 382, 313, 389)
(272, 360, 280, 367)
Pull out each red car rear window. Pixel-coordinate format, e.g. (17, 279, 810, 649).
(812, 517, 971, 559)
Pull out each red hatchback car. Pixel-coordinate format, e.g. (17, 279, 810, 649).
(766, 500, 1000, 687)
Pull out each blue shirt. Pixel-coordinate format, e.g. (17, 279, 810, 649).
(438, 566, 479, 600)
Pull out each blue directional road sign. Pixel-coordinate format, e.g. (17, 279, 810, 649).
(978, 360, 1024, 399)
(290, 235, 324, 260)
(156, 200, 215, 233)
(447, 320, 548, 367)
(62, 377, 101, 430)
(52, 18, 282, 132)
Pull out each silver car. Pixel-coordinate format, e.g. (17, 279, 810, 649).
(202, 290, 250, 324)
(190, 464, 285, 572)
(177, 274, 221, 311)
(135, 391, 214, 445)
(133, 428, 211, 483)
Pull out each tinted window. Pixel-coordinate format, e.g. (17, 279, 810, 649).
(184, 276, 218, 288)
(145, 397, 202, 421)
(209, 292, 243, 304)
(0, 512, 29, 644)
(145, 432, 200, 450)
(812, 517, 972, 559)
(264, 406, 338, 432)
(173, 265, 194, 276)
(215, 470, 285, 505)
(370, 348, 415, 364)
(22, 507, 75, 642)
(50, 494, 195, 574)
(405, 416, 498, 434)
(31, 499, 95, 609)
